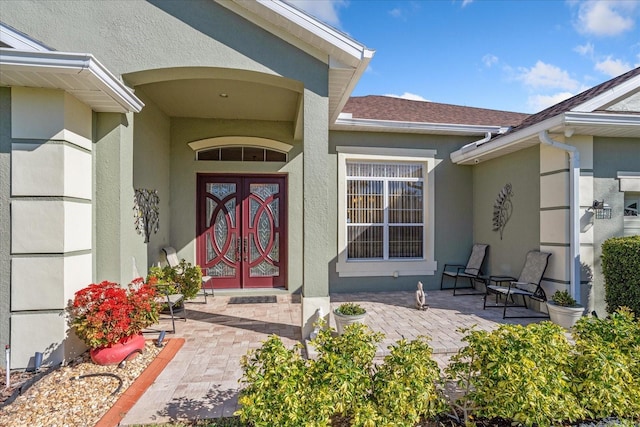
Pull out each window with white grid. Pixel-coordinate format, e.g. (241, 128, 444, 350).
(336, 147, 438, 278)
(346, 162, 424, 260)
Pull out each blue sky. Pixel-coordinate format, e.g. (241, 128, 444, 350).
(287, 0, 640, 114)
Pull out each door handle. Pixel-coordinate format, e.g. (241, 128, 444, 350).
(236, 237, 241, 262)
(243, 237, 248, 262)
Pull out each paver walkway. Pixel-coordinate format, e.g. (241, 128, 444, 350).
(121, 290, 545, 425)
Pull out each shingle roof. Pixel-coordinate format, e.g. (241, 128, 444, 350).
(342, 95, 529, 128)
(509, 66, 640, 132)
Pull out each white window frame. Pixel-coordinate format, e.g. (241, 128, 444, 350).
(336, 146, 438, 277)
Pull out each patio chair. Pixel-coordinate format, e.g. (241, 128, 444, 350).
(131, 256, 184, 334)
(483, 250, 551, 319)
(440, 244, 489, 296)
(157, 291, 185, 334)
(162, 246, 213, 303)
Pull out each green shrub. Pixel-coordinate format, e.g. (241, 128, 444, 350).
(446, 322, 584, 427)
(572, 308, 640, 419)
(147, 259, 203, 300)
(602, 235, 640, 315)
(307, 321, 382, 423)
(236, 335, 309, 427)
(335, 302, 366, 316)
(372, 337, 447, 426)
(551, 289, 578, 307)
(237, 322, 450, 427)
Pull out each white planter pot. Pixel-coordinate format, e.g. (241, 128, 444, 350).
(333, 310, 366, 334)
(546, 301, 584, 329)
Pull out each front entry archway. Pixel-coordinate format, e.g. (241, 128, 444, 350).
(197, 174, 286, 289)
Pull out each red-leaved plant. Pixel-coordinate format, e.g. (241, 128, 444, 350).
(69, 278, 160, 348)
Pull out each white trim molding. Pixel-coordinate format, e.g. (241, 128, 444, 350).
(618, 171, 640, 192)
(0, 49, 144, 113)
(0, 23, 52, 51)
(335, 146, 439, 277)
(188, 136, 293, 153)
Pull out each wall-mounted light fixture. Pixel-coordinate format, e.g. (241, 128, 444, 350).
(588, 200, 612, 219)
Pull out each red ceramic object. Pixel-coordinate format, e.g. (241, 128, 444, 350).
(90, 334, 146, 365)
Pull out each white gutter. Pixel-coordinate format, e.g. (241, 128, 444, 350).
(460, 132, 492, 154)
(539, 131, 581, 304)
(334, 117, 504, 135)
(0, 49, 144, 113)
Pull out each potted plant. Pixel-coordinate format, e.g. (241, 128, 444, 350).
(68, 277, 160, 365)
(546, 290, 584, 329)
(333, 302, 367, 334)
(147, 259, 203, 301)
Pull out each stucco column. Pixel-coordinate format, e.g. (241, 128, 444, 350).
(94, 112, 146, 285)
(301, 89, 331, 338)
(0, 88, 11, 368)
(8, 88, 93, 368)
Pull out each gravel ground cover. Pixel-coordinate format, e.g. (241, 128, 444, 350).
(0, 341, 161, 427)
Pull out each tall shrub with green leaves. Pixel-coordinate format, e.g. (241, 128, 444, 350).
(307, 322, 383, 424)
(372, 337, 447, 426)
(236, 335, 310, 427)
(602, 235, 640, 315)
(572, 307, 640, 418)
(446, 322, 583, 427)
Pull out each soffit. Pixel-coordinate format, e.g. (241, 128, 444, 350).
(216, 0, 373, 124)
(138, 78, 300, 121)
(0, 49, 143, 113)
(453, 112, 640, 165)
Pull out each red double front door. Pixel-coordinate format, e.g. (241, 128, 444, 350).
(196, 174, 286, 289)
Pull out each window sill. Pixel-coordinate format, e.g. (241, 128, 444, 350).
(336, 260, 437, 278)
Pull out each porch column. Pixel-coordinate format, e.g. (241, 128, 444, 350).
(300, 89, 331, 339)
(8, 87, 93, 368)
(0, 88, 10, 368)
(539, 135, 593, 310)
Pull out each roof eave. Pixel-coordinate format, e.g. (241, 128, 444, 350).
(332, 116, 507, 135)
(0, 49, 144, 113)
(220, 0, 373, 125)
(450, 111, 640, 165)
(573, 73, 640, 112)
(0, 23, 52, 52)
(450, 115, 564, 164)
(329, 49, 374, 124)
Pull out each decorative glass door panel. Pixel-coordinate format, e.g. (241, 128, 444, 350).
(197, 175, 286, 289)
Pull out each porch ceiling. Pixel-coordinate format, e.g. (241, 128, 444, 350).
(138, 78, 300, 121)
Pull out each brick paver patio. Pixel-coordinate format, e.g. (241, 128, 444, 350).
(121, 290, 545, 425)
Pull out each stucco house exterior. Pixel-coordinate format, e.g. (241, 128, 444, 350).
(1, 0, 639, 369)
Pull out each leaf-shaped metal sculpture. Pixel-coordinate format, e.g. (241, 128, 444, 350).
(493, 183, 514, 240)
(134, 188, 160, 243)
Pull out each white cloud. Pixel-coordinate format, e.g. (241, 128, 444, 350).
(384, 92, 429, 102)
(462, 0, 474, 7)
(528, 92, 575, 112)
(577, 0, 636, 36)
(574, 42, 594, 57)
(482, 54, 498, 67)
(389, 8, 403, 18)
(595, 56, 633, 77)
(285, 0, 348, 27)
(518, 61, 580, 91)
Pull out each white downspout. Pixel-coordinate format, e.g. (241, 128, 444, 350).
(460, 132, 492, 154)
(539, 131, 581, 304)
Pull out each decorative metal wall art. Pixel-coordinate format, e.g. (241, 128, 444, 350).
(493, 183, 514, 240)
(134, 188, 160, 243)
